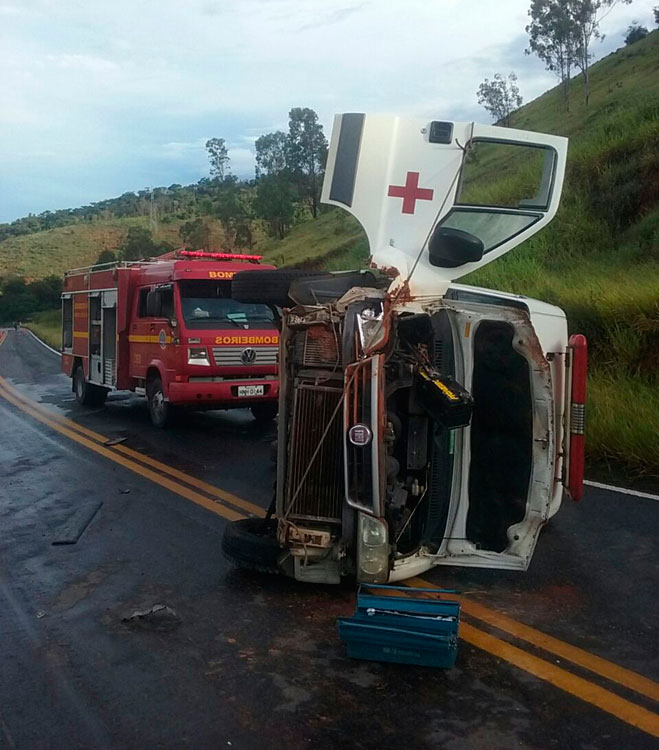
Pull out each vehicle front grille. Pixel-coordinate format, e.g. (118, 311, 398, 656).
(293, 326, 341, 368)
(285, 381, 344, 522)
(212, 345, 278, 367)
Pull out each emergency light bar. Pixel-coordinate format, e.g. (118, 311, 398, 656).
(178, 249, 263, 262)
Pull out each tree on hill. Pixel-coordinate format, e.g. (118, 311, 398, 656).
(118, 226, 159, 261)
(27, 276, 61, 309)
(94, 249, 116, 266)
(213, 177, 252, 249)
(526, 1, 632, 110)
(477, 73, 523, 126)
(0, 279, 37, 323)
(254, 173, 297, 240)
(526, 0, 576, 112)
(206, 138, 230, 180)
(255, 132, 288, 178)
(654, 6, 659, 25)
(286, 107, 328, 219)
(568, 0, 631, 106)
(625, 23, 649, 44)
(179, 218, 211, 250)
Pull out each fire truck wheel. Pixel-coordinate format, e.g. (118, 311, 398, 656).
(74, 365, 108, 407)
(231, 269, 330, 307)
(147, 376, 172, 428)
(251, 403, 278, 422)
(221, 518, 280, 574)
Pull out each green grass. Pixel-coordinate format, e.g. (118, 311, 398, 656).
(588, 370, 659, 477)
(25, 309, 61, 350)
(0, 216, 236, 281)
(258, 210, 368, 269)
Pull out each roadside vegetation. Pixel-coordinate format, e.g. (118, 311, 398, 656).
(24, 309, 61, 350)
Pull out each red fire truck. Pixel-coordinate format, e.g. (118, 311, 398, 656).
(61, 250, 279, 427)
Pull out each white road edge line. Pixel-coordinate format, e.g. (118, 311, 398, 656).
(584, 479, 659, 502)
(24, 328, 62, 357)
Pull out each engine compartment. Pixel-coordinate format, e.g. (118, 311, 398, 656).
(276, 287, 538, 576)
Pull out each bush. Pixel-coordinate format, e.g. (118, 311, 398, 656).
(625, 24, 649, 45)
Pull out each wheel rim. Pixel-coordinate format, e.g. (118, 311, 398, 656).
(151, 389, 166, 420)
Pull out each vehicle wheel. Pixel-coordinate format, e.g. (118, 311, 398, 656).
(231, 269, 331, 307)
(147, 376, 171, 428)
(288, 270, 382, 305)
(251, 403, 278, 422)
(74, 365, 108, 406)
(221, 518, 280, 574)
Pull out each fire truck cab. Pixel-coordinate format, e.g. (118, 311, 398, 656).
(61, 250, 279, 427)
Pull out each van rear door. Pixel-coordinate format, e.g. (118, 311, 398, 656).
(321, 114, 567, 297)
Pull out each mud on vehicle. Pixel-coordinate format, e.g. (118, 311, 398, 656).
(222, 113, 587, 584)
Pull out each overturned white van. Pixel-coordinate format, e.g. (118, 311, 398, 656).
(223, 114, 587, 584)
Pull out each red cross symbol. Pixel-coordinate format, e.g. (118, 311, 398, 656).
(387, 172, 434, 214)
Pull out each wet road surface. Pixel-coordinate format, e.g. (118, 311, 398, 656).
(1, 327, 658, 749)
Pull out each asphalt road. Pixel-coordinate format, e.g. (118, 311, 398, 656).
(1, 327, 657, 749)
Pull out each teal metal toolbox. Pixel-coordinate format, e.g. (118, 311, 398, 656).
(337, 584, 460, 668)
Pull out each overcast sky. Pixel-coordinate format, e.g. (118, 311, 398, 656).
(0, 0, 654, 222)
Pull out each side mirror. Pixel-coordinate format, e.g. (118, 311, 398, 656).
(428, 226, 484, 268)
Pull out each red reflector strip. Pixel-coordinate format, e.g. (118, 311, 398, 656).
(567, 334, 588, 502)
(179, 250, 263, 261)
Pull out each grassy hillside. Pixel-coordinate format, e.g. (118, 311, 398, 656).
(265, 32, 659, 475)
(0, 216, 243, 281)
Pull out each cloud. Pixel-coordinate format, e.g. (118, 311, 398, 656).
(296, 2, 367, 31)
(1, 0, 656, 221)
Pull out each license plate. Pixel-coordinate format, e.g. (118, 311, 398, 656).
(238, 385, 264, 397)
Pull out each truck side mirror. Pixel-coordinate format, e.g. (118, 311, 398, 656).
(428, 226, 484, 269)
(146, 290, 162, 317)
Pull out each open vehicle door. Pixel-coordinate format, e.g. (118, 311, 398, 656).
(322, 114, 567, 296)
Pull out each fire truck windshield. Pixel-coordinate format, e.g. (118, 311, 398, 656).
(178, 280, 275, 330)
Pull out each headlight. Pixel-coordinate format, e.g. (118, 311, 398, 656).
(357, 513, 389, 583)
(188, 347, 210, 366)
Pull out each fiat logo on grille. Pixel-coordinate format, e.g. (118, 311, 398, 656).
(241, 347, 257, 364)
(348, 423, 372, 446)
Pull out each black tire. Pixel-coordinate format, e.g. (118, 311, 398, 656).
(231, 269, 331, 307)
(251, 403, 278, 422)
(288, 270, 381, 305)
(222, 518, 280, 574)
(147, 376, 172, 428)
(73, 365, 108, 407)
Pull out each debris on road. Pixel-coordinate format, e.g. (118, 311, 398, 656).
(122, 604, 181, 630)
(103, 436, 127, 447)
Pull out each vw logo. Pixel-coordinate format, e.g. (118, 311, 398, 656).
(241, 347, 257, 365)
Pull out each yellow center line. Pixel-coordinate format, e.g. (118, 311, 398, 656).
(0, 381, 243, 523)
(460, 622, 659, 738)
(373, 585, 659, 737)
(406, 576, 659, 704)
(0, 375, 264, 518)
